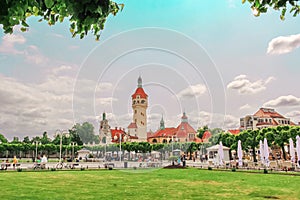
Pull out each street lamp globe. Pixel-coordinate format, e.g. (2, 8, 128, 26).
(114, 135, 118, 141)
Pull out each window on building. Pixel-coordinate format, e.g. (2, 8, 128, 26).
(141, 100, 145, 104)
(135, 110, 137, 114)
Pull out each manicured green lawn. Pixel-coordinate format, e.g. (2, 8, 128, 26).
(0, 168, 299, 200)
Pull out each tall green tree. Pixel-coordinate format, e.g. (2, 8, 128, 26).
(73, 122, 99, 144)
(0, 134, 8, 143)
(197, 125, 208, 141)
(239, 129, 260, 162)
(41, 131, 51, 144)
(243, 0, 300, 20)
(0, 0, 123, 40)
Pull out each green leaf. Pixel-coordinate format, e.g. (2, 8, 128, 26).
(21, 20, 29, 27)
(20, 27, 27, 32)
(45, 0, 54, 9)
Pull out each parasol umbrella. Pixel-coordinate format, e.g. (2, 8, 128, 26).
(289, 138, 295, 163)
(296, 135, 300, 167)
(259, 140, 264, 164)
(218, 141, 224, 166)
(237, 140, 243, 167)
(263, 138, 269, 167)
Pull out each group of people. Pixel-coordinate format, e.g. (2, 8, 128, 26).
(1, 156, 18, 170)
(33, 155, 48, 169)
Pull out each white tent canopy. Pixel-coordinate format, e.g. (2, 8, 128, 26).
(206, 144, 230, 162)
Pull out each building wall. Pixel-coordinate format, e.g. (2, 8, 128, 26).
(132, 95, 147, 141)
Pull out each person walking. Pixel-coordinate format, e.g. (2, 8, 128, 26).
(12, 156, 18, 170)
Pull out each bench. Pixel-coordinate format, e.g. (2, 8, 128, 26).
(1, 163, 21, 170)
(104, 163, 114, 168)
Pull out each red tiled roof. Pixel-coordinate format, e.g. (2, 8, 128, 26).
(111, 129, 126, 143)
(129, 135, 138, 139)
(202, 130, 212, 139)
(147, 130, 153, 138)
(193, 137, 202, 143)
(128, 122, 137, 129)
(148, 128, 177, 138)
(176, 122, 197, 138)
(132, 87, 148, 99)
(227, 129, 240, 135)
(254, 108, 285, 118)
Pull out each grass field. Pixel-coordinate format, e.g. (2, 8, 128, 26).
(0, 168, 299, 200)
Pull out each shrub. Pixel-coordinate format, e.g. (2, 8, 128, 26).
(263, 169, 268, 174)
(17, 168, 22, 172)
(231, 168, 236, 172)
(51, 168, 56, 171)
(208, 166, 212, 170)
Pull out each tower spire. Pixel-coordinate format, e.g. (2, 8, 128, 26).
(138, 76, 142, 88)
(160, 114, 165, 130)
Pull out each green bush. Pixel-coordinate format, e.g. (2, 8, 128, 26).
(231, 168, 236, 172)
(17, 168, 22, 172)
(264, 169, 268, 174)
(208, 166, 212, 170)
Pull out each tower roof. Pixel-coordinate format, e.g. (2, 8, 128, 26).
(181, 112, 188, 123)
(132, 87, 148, 99)
(132, 76, 148, 99)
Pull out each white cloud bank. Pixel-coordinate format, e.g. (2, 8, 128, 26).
(263, 95, 300, 107)
(177, 84, 207, 99)
(227, 75, 275, 95)
(267, 34, 300, 55)
(0, 34, 48, 65)
(239, 104, 251, 110)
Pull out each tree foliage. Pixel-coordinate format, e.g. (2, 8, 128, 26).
(243, 0, 300, 20)
(73, 122, 99, 144)
(0, 0, 123, 40)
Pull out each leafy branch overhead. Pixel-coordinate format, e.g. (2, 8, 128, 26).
(243, 0, 300, 20)
(0, 0, 124, 40)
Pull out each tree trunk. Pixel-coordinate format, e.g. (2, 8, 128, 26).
(252, 146, 257, 162)
(281, 145, 286, 160)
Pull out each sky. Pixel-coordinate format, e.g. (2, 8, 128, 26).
(1, 0, 300, 140)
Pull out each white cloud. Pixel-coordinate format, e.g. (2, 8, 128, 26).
(52, 65, 73, 75)
(267, 34, 300, 55)
(285, 111, 300, 118)
(97, 82, 114, 91)
(0, 72, 76, 139)
(227, 75, 275, 95)
(96, 97, 118, 106)
(263, 95, 300, 107)
(227, 0, 237, 8)
(239, 104, 251, 110)
(24, 45, 48, 64)
(0, 34, 49, 65)
(177, 84, 206, 98)
(0, 34, 26, 54)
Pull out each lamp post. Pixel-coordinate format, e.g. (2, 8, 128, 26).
(70, 142, 77, 161)
(32, 141, 41, 161)
(56, 130, 69, 163)
(104, 136, 107, 162)
(114, 134, 122, 166)
(114, 133, 127, 167)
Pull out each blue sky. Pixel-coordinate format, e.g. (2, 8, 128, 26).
(1, 0, 300, 140)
